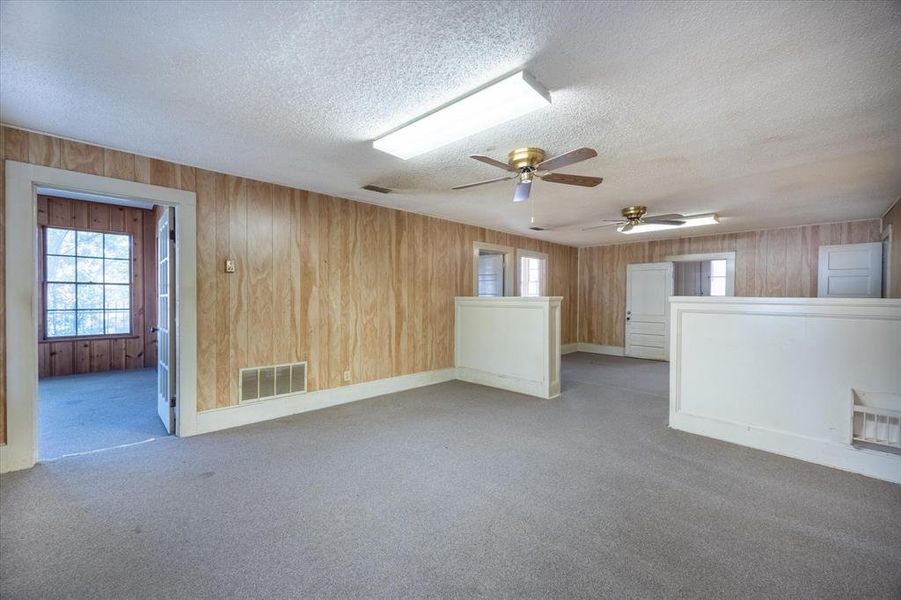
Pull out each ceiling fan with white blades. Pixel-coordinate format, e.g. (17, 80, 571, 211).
(452, 147, 603, 203)
(583, 206, 687, 233)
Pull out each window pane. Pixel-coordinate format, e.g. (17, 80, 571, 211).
(77, 310, 104, 336)
(105, 310, 130, 335)
(46, 255, 76, 282)
(47, 283, 76, 309)
(104, 233, 130, 259)
(77, 257, 104, 283)
(105, 285, 130, 310)
(710, 277, 726, 296)
(76, 231, 104, 257)
(46, 228, 76, 255)
(710, 259, 727, 277)
(104, 259, 130, 284)
(47, 311, 76, 337)
(77, 284, 104, 309)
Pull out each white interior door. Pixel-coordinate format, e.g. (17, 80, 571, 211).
(817, 242, 882, 298)
(156, 208, 176, 433)
(625, 262, 674, 361)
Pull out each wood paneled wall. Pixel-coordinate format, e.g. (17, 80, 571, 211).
(577, 220, 883, 347)
(883, 200, 901, 298)
(0, 125, 579, 438)
(36, 196, 157, 377)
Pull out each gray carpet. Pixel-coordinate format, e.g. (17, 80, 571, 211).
(38, 368, 168, 460)
(2, 353, 900, 599)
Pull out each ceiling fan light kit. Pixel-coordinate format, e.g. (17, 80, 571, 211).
(372, 71, 551, 160)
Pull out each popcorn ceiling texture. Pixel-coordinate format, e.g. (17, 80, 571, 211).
(1, 0, 899, 246)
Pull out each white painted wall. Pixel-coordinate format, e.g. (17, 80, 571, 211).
(669, 297, 901, 483)
(455, 296, 561, 399)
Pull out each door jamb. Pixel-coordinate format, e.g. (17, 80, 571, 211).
(2, 160, 198, 473)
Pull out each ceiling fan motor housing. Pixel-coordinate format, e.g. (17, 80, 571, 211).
(622, 206, 647, 221)
(507, 147, 546, 170)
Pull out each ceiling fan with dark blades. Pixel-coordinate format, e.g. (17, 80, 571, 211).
(452, 147, 603, 203)
(583, 206, 687, 232)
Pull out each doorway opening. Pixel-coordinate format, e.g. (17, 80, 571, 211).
(35, 193, 175, 460)
(473, 242, 514, 297)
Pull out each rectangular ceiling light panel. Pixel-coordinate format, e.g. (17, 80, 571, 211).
(619, 214, 719, 234)
(373, 71, 551, 160)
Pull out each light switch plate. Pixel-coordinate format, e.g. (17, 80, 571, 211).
(225, 259, 236, 273)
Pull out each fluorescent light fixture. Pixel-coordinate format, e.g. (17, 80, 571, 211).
(373, 71, 551, 160)
(619, 213, 719, 234)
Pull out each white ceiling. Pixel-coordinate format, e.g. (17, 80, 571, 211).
(2, 1, 900, 246)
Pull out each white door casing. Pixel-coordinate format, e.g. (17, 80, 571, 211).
(625, 262, 674, 361)
(157, 207, 176, 433)
(2, 161, 197, 473)
(817, 242, 883, 298)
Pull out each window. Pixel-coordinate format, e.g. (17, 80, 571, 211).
(518, 250, 547, 297)
(44, 227, 132, 338)
(709, 259, 727, 296)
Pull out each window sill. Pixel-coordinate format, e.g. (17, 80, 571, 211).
(40, 334, 140, 343)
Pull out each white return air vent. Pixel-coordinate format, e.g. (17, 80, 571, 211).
(240, 362, 307, 404)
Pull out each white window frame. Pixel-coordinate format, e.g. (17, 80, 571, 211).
(666, 252, 736, 297)
(2, 161, 198, 473)
(472, 241, 515, 297)
(516, 249, 548, 297)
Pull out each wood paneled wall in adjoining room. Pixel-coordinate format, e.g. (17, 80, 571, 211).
(882, 199, 901, 298)
(1, 125, 579, 438)
(36, 195, 157, 377)
(578, 220, 883, 348)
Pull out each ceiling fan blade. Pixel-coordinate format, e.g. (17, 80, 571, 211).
(540, 172, 603, 187)
(536, 147, 597, 172)
(582, 221, 623, 231)
(451, 174, 516, 190)
(619, 222, 634, 233)
(513, 181, 532, 203)
(642, 219, 686, 226)
(470, 154, 517, 172)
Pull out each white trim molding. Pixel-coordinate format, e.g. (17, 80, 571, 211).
(561, 343, 579, 355)
(669, 296, 901, 483)
(1, 161, 198, 473)
(666, 251, 736, 297)
(196, 368, 456, 435)
(472, 241, 515, 297)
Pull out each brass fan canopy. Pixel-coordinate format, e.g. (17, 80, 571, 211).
(621, 206, 647, 221)
(507, 147, 546, 170)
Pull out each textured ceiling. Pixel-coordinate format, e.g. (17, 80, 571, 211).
(2, 1, 900, 246)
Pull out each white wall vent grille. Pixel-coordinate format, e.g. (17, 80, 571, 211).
(240, 362, 307, 404)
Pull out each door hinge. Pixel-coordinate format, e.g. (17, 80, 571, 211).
(169, 229, 176, 242)
(169, 396, 176, 408)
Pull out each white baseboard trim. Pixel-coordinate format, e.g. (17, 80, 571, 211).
(576, 343, 625, 356)
(670, 411, 901, 484)
(561, 343, 579, 355)
(193, 368, 456, 436)
(455, 366, 558, 400)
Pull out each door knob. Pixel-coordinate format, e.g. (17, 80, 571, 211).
(151, 327, 160, 333)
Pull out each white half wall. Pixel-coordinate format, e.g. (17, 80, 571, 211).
(669, 297, 901, 483)
(455, 296, 562, 399)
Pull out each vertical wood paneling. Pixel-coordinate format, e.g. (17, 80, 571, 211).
(1, 125, 580, 432)
(578, 220, 883, 347)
